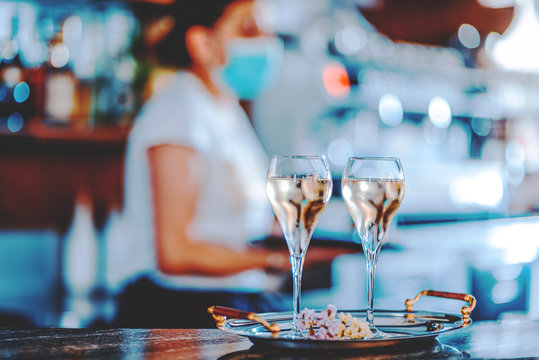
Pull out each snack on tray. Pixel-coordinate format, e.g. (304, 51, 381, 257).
(298, 304, 373, 340)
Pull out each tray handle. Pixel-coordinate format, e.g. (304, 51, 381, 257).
(405, 290, 476, 323)
(207, 306, 281, 333)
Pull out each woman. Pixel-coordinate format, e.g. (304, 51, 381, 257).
(116, 0, 289, 328)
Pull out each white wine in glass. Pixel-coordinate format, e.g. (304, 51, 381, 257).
(342, 157, 405, 338)
(266, 155, 332, 337)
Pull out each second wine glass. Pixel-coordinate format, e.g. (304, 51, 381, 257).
(341, 157, 405, 338)
(266, 155, 332, 338)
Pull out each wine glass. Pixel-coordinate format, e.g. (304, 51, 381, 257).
(341, 157, 405, 338)
(266, 155, 332, 338)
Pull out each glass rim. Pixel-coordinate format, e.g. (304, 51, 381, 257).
(270, 154, 328, 160)
(347, 156, 401, 162)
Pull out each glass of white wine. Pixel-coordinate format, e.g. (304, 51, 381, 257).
(266, 155, 333, 338)
(341, 157, 405, 338)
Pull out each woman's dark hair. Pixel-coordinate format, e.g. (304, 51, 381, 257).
(139, 0, 239, 68)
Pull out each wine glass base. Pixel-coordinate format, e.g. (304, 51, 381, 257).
(282, 330, 305, 339)
(368, 327, 387, 340)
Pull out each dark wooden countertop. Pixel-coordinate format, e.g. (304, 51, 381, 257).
(1, 319, 538, 359)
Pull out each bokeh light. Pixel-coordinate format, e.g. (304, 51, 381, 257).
(7, 113, 24, 133)
(505, 140, 526, 186)
(471, 118, 491, 136)
(106, 11, 133, 57)
(327, 138, 353, 166)
(450, 171, 504, 208)
(487, 222, 539, 264)
(428, 96, 452, 129)
(334, 25, 365, 56)
(1, 40, 19, 62)
(458, 23, 480, 49)
(492, 263, 523, 281)
(63, 15, 83, 46)
(13, 82, 30, 103)
(45, 73, 75, 119)
(489, 0, 539, 73)
(378, 93, 403, 126)
(3, 66, 22, 86)
(322, 61, 350, 98)
(50, 44, 70, 68)
(506, 140, 526, 168)
(491, 280, 520, 304)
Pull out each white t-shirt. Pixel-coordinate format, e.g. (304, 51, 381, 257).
(120, 71, 273, 291)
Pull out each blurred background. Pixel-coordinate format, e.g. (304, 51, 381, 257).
(1, 0, 539, 327)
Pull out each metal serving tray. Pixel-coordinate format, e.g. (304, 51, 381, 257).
(209, 290, 476, 350)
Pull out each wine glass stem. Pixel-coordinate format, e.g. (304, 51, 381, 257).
(365, 250, 378, 328)
(290, 254, 305, 335)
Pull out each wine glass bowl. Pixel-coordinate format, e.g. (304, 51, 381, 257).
(341, 157, 405, 338)
(266, 155, 332, 337)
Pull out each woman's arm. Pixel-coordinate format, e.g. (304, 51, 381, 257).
(148, 144, 288, 276)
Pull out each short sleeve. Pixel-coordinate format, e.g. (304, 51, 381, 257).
(132, 79, 213, 154)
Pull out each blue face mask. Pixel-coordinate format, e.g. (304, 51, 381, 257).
(219, 37, 283, 100)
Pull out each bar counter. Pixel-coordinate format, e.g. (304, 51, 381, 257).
(1, 318, 538, 359)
